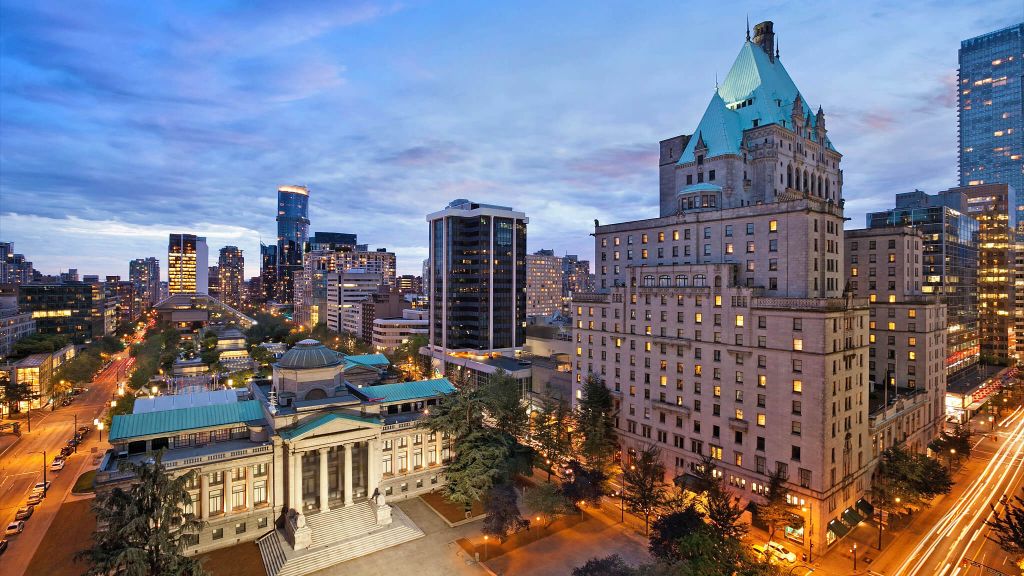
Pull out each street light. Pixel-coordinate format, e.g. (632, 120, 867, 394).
(850, 543, 858, 571)
(990, 415, 996, 432)
(483, 535, 489, 560)
(97, 421, 105, 443)
(30, 450, 48, 497)
(949, 448, 956, 472)
(801, 504, 814, 561)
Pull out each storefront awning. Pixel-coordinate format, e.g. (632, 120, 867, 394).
(856, 498, 874, 517)
(842, 507, 864, 526)
(827, 518, 850, 538)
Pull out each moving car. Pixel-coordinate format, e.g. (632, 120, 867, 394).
(14, 506, 33, 521)
(4, 521, 24, 536)
(50, 457, 65, 471)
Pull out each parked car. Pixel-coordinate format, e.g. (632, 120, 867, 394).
(14, 506, 33, 521)
(0, 538, 8, 555)
(5, 521, 24, 536)
(761, 541, 797, 564)
(66, 438, 79, 448)
(26, 493, 43, 506)
(33, 481, 50, 492)
(78, 426, 91, 437)
(50, 458, 65, 471)
(59, 446, 73, 458)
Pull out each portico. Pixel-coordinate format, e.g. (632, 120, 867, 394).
(286, 438, 380, 514)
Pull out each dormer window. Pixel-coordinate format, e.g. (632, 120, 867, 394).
(697, 154, 704, 165)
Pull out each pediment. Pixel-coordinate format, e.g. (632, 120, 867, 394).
(279, 411, 381, 442)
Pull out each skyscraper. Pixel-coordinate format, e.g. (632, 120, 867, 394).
(959, 23, 1023, 212)
(259, 242, 278, 303)
(426, 199, 527, 357)
(218, 246, 245, 309)
(196, 237, 209, 295)
(576, 21, 870, 556)
(129, 257, 161, 305)
(168, 234, 199, 294)
(276, 185, 310, 304)
(526, 249, 563, 317)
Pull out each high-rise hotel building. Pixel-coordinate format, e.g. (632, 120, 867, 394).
(527, 249, 565, 317)
(573, 22, 871, 553)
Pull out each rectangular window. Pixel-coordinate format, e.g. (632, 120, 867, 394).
(209, 489, 223, 516)
(254, 481, 267, 504)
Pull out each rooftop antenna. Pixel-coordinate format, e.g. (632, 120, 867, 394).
(746, 16, 750, 41)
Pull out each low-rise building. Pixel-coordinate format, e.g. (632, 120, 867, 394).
(372, 309, 428, 352)
(0, 306, 35, 361)
(96, 339, 452, 575)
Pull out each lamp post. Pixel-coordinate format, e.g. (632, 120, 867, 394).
(949, 448, 956, 472)
(30, 450, 47, 496)
(990, 415, 996, 432)
(802, 504, 814, 561)
(850, 543, 857, 572)
(96, 420, 105, 443)
(483, 535, 489, 561)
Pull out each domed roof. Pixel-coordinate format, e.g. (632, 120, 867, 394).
(277, 339, 343, 370)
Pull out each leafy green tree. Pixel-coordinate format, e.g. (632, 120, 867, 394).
(533, 399, 573, 479)
(482, 370, 530, 438)
(704, 481, 749, 542)
(562, 460, 607, 509)
(575, 373, 617, 468)
(77, 455, 205, 576)
(523, 481, 573, 527)
(929, 423, 972, 460)
(623, 444, 667, 534)
(483, 483, 528, 541)
(1, 376, 35, 414)
(55, 350, 103, 385)
(649, 504, 706, 561)
(572, 555, 637, 576)
(987, 487, 1024, 559)
(438, 429, 510, 507)
(11, 333, 69, 358)
(756, 468, 800, 548)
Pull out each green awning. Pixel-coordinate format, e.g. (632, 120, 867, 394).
(827, 519, 850, 538)
(842, 507, 864, 526)
(856, 498, 874, 517)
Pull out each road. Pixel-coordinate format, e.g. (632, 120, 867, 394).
(0, 346, 136, 575)
(883, 405, 1024, 576)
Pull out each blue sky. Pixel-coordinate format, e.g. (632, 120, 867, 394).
(0, 0, 1018, 279)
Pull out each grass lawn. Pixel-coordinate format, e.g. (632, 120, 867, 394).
(26, 499, 95, 576)
(420, 490, 485, 525)
(72, 470, 96, 493)
(199, 540, 265, 576)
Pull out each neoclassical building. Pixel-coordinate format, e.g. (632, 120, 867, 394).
(98, 339, 453, 576)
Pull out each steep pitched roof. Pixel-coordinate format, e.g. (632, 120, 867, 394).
(109, 400, 265, 442)
(678, 41, 835, 165)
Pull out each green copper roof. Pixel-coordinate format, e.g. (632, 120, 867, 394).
(279, 411, 380, 440)
(109, 400, 265, 442)
(681, 183, 723, 194)
(343, 353, 390, 371)
(678, 41, 835, 165)
(360, 377, 455, 404)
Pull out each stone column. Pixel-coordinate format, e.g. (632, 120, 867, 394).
(318, 448, 330, 512)
(290, 449, 302, 512)
(245, 465, 253, 511)
(343, 443, 353, 506)
(224, 467, 233, 513)
(367, 438, 379, 498)
(200, 471, 210, 520)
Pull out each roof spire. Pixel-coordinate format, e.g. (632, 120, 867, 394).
(775, 38, 780, 59)
(715, 72, 719, 91)
(746, 15, 750, 41)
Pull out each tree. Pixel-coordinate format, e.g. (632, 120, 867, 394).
(704, 481, 749, 542)
(11, 333, 69, 358)
(987, 487, 1024, 558)
(649, 504, 706, 561)
(439, 429, 510, 507)
(523, 481, 573, 527)
(483, 483, 528, 541)
(929, 423, 972, 460)
(562, 460, 607, 509)
(572, 555, 637, 576)
(756, 468, 800, 549)
(575, 373, 618, 468)
(1, 376, 34, 414)
(533, 398, 573, 478)
(77, 454, 205, 576)
(623, 444, 667, 534)
(481, 370, 530, 438)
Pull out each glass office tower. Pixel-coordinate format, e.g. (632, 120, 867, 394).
(959, 24, 1023, 213)
(276, 185, 310, 304)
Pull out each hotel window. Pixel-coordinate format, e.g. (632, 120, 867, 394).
(725, 243, 734, 254)
(758, 375, 767, 387)
(735, 409, 744, 420)
(769, 239, 778, 252)
(791, 421, 802, 436)
(398, 436, 408, 448)
(757, 413, 766, 427)
(792, 380, 802, 393)
(792, 400, 802, 415)
(209, 489, 223, 515)
(397, 453, 408, 472)
(235, 522, 246, 535)
(254, 481, 267, 505)
(908, 337, 917, 346)
(792, 339, 803, 351)
(209, 471, 224, 485)
(233, 466, 245, 481)
(908, 309, 917, 318)
(429, 447, 437, 465)
(232, 485, 246, 510)
(887, 322, 895, 331)
(184, 494, 197, 516)
(908, 351, 916, 360)
(769, 220, 778, 232)
(735, 315, 744, 327)
(746, 242, 755, 253)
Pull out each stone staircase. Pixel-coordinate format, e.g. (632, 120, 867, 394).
(257, 503, 425, 576)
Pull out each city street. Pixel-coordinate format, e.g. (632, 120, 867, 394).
(868, 405, 1024, 576)
(0, 350, 133, 575)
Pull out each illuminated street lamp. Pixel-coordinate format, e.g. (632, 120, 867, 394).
(989, 415, 996, 432)
(949, 448, 956, 472)
(111, 400, 117, 408)
(850, 543, 858, 571)
(97, 421, 105, 443)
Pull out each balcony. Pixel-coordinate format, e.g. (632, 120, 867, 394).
(728, 417, 749, 432)
(654, 400, 691, 417)
(752, 296, 869, 312)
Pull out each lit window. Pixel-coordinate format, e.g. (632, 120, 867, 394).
(908, 351, 916, 360)
(908, 309, 916, 318)
(735, 315, 744, 327)
(888, 295, 896, 303)
(792, 380, 802, 393)
(735, 409, 744, 420)
(769, 220, 778, 232)
(887, 322, 895, 331)
(792, 339, 803, 351)
(757, 413, 766, 427)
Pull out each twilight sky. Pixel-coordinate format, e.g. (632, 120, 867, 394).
(0, 1, 1019, 279)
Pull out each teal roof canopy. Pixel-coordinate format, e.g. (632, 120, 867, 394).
(343, 353, 391, 371)
(109, 400, 264, 442)
(678, 40, 835, 165)
(358, 377, 455, 404)
(679, 183, 724, 194)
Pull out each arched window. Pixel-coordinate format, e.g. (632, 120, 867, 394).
(787, 165, 793, 189)
(803, 170, 810, 192)
(825, 178, 830, 198)
(659, 275, 671, 287)
(694, 274, 706, 287)
(676, 275, 688, 287)
(818, 175, 824, 197)
(305, 388, 327, 401)
(643, 275, 655, 287)
(714, 275, 722, 288)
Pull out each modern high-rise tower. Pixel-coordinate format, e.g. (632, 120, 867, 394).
(218, 246, 245, 309)
(426, 200, 527, 363)
(959, 24, 1023, 211)
(129, 257, 161, 305)
(276, 185, 310, 304)
(168, 234, 199, 294)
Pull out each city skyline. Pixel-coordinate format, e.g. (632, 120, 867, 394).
(0, 1, 1018, 279)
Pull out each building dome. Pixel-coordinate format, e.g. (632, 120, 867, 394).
(277, 339, 342, 370)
